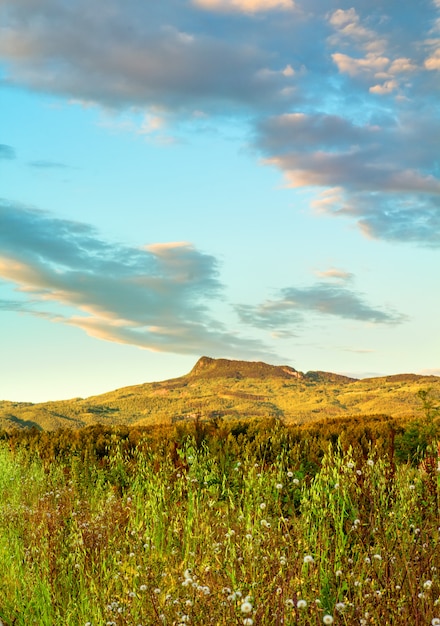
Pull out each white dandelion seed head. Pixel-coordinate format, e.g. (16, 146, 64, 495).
(241, 601, 253, 614)
(323, 615, 334, 625)
(297, 599, 307, 609)
(304, 555, 314, 564)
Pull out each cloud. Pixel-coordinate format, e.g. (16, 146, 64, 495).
(193, 0, 294, 12)
(256, 111, 440, 246)
(28, 160, 71, 169)
(1, 0, 439, 249)
(0, 201, 271, 358)
(0, 0, 298, 113)
(425, 47, 440, 70)
(0, 144, 16, 160)
(236, 279, 407, 332)
(314, 268, 353, 281)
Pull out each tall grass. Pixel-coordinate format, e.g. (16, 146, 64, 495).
(0, 434, 439, 625)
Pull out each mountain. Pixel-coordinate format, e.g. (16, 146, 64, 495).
(0, 356, 438, 431)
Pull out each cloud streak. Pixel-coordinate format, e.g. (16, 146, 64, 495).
(0, 144, 16, 160)
(236, 276, 407, 332)
(0, 201, 270, 358)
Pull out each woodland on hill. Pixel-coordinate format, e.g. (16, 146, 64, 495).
(0, 357, 439, 432)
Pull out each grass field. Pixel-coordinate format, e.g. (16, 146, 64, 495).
(1, 418, 440, 625)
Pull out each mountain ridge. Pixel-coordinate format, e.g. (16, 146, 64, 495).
(0, 356, 438, 431)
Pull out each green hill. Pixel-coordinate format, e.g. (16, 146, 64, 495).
(1, 356, 438, 431)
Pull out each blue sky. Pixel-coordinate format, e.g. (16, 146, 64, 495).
(1, 0, 439, 402)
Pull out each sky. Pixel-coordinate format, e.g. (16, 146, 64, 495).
(1, 0, 439, 402)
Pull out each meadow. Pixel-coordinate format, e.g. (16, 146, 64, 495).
(1, 411, 440, 626)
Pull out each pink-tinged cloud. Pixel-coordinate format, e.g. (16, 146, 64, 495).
(0, 202, 272, 359)
(193, 0, 294, 11)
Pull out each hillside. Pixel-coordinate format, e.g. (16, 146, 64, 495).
(0, 356, 439, 431)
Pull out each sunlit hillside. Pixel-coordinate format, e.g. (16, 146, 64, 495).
(1, 356, 439, 431)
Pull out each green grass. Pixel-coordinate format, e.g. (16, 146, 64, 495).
(1, 428, 440, 625)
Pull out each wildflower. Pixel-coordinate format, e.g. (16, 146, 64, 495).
(259, 502, 266, 510)
(323, 616, 334, 625)
(276, 483, 283, 490)
(297, 600, 307, 609)
(287, 471, 294, 477)
(335, 570, 343, 577)
(153, 588, 161, 594)
(432, 619, 440, 626)
(367, 459, 374, 467)
(280, 556, 287, 566)
(424, 580, 433, 589)
(260, 519, 271, 528)
(373, 554, 382, 561)
(304, 555, 314, 564)
(243, 619, 253, 626)
(139, 584, 147, 592)
(292, 478, 300, 485)
(241, 601, 253, 614)
(285, 599, 294, 607)
(335, 602, 345, 612)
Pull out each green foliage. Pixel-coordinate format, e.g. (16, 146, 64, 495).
(1, 423, 440, 625)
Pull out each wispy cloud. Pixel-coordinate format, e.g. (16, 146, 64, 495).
(0, 144, 16, 160)
(193, 0, 295, 13)
(0, 201, 270, 358)
(236, 276, 407, 332)
(28, 160, 71, 169)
